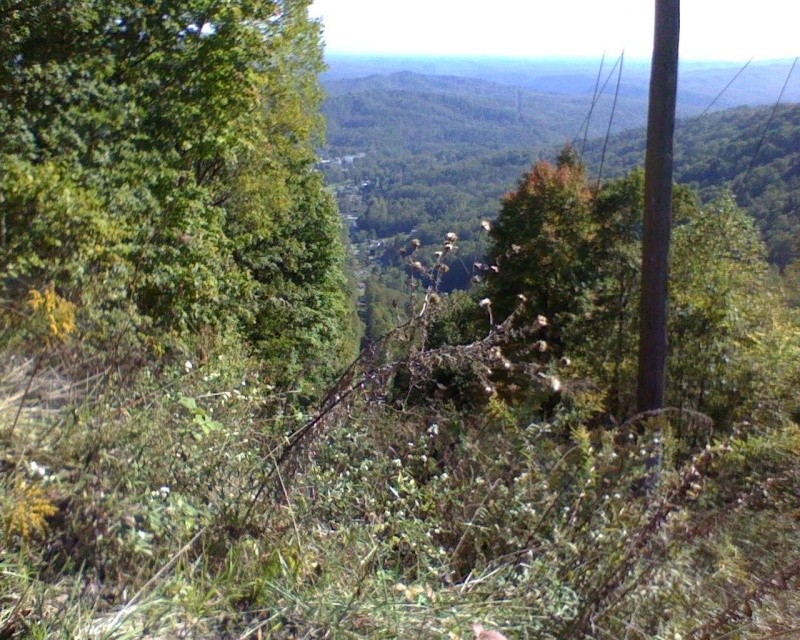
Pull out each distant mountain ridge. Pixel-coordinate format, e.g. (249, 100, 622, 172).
(325, 55, 800, 111)
(322, 70, 653, 156)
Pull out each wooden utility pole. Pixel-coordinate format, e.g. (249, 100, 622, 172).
(637, 0, 680, 412)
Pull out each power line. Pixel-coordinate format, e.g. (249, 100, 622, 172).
(596, 50, 625, 190)
(579, 51, 606, 157)
(574, 53, 621, 147)
(572, 52, 622, 152)
(676, 58, 754, 157)
(696, 57, 753, 120)
(746, 56, 798, 174)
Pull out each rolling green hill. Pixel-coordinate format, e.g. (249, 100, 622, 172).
(583, 103, 800, 268)
(323, 71, 652, 156)
(320, 70, 656, 285)
(321, 68, 800, 323)
(323, 65, 800, 271)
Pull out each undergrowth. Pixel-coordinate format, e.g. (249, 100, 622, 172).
(1, 240, 800, 639)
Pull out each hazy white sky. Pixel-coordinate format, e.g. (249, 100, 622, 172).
(308, 1, 799, 61)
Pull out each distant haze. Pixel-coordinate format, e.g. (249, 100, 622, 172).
(309, 1, 799, 62)
(322, 57, 800, 115)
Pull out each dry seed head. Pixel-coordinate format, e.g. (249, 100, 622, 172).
(537, 373, 562, 393)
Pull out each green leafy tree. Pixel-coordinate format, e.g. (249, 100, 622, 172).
(0, 0, 356, 382)
(487, 148, 595, 328)
(487, 157, 800, 426)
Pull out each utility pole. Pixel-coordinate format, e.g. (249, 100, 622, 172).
(637, 0, 680, 412)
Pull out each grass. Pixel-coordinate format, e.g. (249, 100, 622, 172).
(1, 323, 799, 639)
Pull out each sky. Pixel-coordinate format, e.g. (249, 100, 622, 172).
(308, 1, 799, 62)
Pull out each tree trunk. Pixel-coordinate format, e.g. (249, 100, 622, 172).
(637, 0, 680, 412)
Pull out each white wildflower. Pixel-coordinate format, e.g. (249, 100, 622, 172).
(28, 461, 49, 478)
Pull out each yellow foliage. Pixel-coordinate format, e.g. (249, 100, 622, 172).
(487, 396, 515, 428)
(2, 479, 58, 541)
(28, 284, 76, 343)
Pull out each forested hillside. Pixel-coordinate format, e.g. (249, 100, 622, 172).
(320, 71, 650, 261)
(2, 7, 800, 639)
(583, 103, 800, 269)
(323, 71, 651, 155)
(320, 71, 655, 303)
(321, 58, 800, 224)
(322, 71, 800, 308)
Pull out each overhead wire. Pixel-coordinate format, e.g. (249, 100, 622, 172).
(575, 53, 621, 144)
(696, 57, 753, 120)
(746, 55, 798, 174)
(572, 51, 622, 153)
(596, 50, 625, 190)
(579, 51, 606, 157)
(672, 58, 755, 178)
